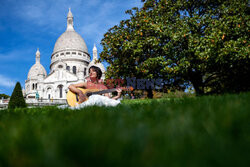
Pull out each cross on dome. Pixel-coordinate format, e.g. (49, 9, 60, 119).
(67, 8, 74, 31)
(36, 48, 40, 56)
(67, 8, 73, 18)
(36, 48, 40, 63)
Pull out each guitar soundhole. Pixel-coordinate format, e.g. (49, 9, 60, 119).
(76, 95, 79, 102)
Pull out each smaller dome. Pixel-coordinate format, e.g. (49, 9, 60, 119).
(28, 63, 47, 80)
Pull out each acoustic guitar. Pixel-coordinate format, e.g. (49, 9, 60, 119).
(66, 87, 133, 107)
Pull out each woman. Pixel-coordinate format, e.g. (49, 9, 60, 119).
(68, 66, 122, 104)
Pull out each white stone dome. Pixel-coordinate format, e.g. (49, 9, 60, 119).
(28, 63, 47, 80)
(53, 30, 88, 54)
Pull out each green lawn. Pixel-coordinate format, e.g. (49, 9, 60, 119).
(0, 93, 250, 167)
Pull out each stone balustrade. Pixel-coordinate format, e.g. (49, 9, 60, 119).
(0, 99, 67, 109)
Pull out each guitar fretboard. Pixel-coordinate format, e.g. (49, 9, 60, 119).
(87, 88, 119, 96)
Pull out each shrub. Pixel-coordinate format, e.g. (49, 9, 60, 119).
(162, 90, 195, 98)
(8, 82, 26, 109)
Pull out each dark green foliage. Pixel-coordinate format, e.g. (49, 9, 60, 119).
(0, 94, 9, 99)
(100, 0, 250, 95)
(8, 82, 26, 109)
(1, 92, 250, 166)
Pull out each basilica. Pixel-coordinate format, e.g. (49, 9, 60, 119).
(24, 9, 105, 103)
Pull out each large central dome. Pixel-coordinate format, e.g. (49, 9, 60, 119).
(52, 8, 88, 55)
(53, 30, 88, 54)
(50, 8, 90, 73)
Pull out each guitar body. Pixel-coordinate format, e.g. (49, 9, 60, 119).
(67, 88, 101, 107)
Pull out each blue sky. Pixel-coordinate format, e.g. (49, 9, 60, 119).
(0, 0, 143, 95)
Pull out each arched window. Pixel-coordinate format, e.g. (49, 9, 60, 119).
(58, 85, 63, 98)
(47, 87, 52, 100)
(73, 66, 76, 74)
(66, 66, 70, 71)
(35, 83, 38, 90)
(84, 68, 87, 76)
(58, 65, 63, 69)
(32, 84, 34, 90)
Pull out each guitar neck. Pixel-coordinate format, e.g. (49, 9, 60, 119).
(87, 88, 118, 96)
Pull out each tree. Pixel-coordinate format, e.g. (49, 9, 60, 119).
(0, 94, 9, 99)
(100, 0, 250, 95)
(8, 82, 26, 109)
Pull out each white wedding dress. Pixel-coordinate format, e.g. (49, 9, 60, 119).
(58, 95, 121, 110)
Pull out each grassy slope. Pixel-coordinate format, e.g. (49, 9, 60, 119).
(0, 93, 250, 167)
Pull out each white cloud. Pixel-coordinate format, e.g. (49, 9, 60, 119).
(0, 74, 16, 87)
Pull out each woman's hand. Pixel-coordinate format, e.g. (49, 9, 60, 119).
(116, 88, 122, 97)
(78, 92, 87, 103)
(112, 88, 122, 100)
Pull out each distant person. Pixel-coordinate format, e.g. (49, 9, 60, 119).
(130, 93, 135, 99)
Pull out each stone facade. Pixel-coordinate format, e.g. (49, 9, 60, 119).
(24, 9, 105, 103)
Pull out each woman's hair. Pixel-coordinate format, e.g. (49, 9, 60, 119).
(89, 66, 102, 79)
